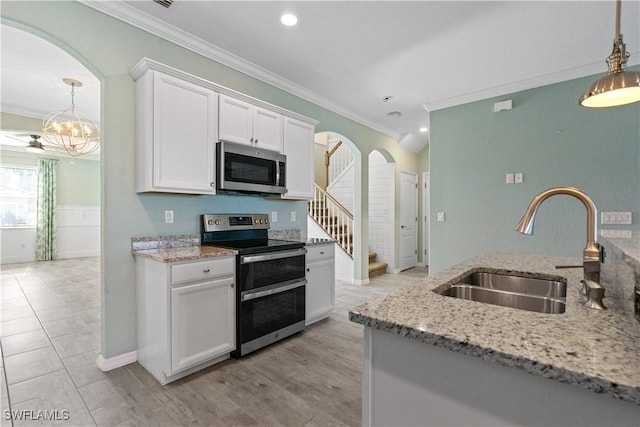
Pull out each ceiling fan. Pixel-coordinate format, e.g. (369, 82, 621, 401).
(3, 133, 64, 154)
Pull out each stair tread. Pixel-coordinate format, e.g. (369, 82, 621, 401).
(369, 262, 387, 271)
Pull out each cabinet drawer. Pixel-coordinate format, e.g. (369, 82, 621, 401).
(306, 244, 334, 263)
(171, 256, 235, 285)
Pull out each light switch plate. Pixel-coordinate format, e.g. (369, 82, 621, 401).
(271, 211, 278, 223)
(290, 211, 296, 222)
(164, 210, 174, 224)
(506, 173, 514, 184)
(437, 212, 445, 222)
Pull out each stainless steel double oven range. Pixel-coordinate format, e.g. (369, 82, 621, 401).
(201, 214, 306, 358)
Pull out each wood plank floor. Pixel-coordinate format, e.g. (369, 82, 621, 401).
(1, 257, 427, 426)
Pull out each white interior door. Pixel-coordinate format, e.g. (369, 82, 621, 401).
(400, 171, 418, 271)
(422, 172, 430, 267)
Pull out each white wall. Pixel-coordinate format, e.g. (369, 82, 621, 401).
(0, 205, 100, 264)
(368, 151, 395, 272)
(327, 164, 354, 213)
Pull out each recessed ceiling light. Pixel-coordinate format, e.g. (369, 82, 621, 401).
(387, 111, 402, 118)
(280, 13, 298, 26)
(419, 127, 428, 132)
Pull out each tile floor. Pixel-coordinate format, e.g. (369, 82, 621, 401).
(1, 257, 427, 426)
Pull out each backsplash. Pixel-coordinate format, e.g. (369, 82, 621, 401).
(131, 235, 200, 251)
(268, 229, 301, 240)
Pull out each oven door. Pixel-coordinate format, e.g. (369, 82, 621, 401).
(238, 248, 306, 291)
(237, 280, 306, 355)
(217, 141, 286, 194)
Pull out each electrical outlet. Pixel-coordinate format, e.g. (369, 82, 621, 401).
(506, 173, 514, 184)
(290, 211, 297, 222)
(164, 210, 174, 224)
(514, 172, 523, 184)
(437, 212, 445, 222)
(601, 212, 632, 225)
(271, 211, 278, 223)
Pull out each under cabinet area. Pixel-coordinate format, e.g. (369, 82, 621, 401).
(305, 243, 336, 325)
(219, 94, 283, 153)
(136, 255, 235, 384)
(135, 70, 218, 194)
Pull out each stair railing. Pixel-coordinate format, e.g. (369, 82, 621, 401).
(309, 183, 354, 258)
(325, 140, 353, 188)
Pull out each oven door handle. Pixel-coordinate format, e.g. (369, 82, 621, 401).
(241, 279, 307, 302)
(240, 248, 307, 264)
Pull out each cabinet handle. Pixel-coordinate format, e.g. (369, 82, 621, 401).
(320, 251, 325, 255)
(306, 268, 310, 272)
(203, 269, 210, 273)
(255, 139, 258, 144)
(230, 283, 234, 288)
(250, 137, 254, 143)
(210, 182, 215, 187)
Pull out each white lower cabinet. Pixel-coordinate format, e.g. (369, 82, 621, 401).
(305, 243, 335, 325)
(136, 256, 235, 384)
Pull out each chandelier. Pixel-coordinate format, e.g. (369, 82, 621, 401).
(579, 0, 640, 108)
(42, 78, 100, 156)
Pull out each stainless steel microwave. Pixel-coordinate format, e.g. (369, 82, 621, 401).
(216, 140, 287, 195)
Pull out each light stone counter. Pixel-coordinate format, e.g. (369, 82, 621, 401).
(350, 252, 640, 405)
(131, 235, 237, 262)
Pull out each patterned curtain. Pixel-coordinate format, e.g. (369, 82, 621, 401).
(36, 158, 58, 261)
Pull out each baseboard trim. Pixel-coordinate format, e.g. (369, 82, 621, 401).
(353, 278, 370, 285)
(96, 351, 137, 372)
(392, 268, 402, 274)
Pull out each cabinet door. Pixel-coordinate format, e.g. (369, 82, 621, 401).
(283, 117, 315, 199)
(306, 258, 335, 325)
(170, 276, 235, 373)
(253, 107, 283, 153)
(219, 95, 253, 145)
(153, 73, 217, 194)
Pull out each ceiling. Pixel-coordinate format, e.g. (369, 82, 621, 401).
(2, 1, 639, 154)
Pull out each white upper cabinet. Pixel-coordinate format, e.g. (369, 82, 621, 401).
(219, 94, 283, 153)
(135, 70, 218, 194)
(282, 117, 315, 200)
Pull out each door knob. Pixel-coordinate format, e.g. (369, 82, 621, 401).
(401, 225, 406, 229)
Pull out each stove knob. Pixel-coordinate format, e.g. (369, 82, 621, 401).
(254, 218, 259, 224)
(214, 220, 221, 225)
(208, 219, 215, 225)
(265, 218, 269, 224)
(259, 219, 264, 224)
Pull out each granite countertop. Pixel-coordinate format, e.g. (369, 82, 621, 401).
(133, 246, 237, 263)
(131, 235, 237, 262)
(289, 237, 335, 246)
(349, 252, 640, 405)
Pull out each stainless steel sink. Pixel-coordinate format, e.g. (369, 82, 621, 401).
(435, 271, 567, 314)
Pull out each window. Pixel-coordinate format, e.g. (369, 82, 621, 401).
(0, 165, 38, 227)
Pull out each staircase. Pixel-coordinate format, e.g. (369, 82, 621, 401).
(308, 184, 388, 278)
(368, 252, 387, 278)
(308, 185, 353, 256)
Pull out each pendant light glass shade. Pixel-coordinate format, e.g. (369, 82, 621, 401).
(42, 78, 100, 156)
(580, 0, 640, 108)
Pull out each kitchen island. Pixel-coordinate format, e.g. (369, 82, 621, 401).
(350, 249, 640, 426)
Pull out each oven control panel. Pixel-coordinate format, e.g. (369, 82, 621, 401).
(202, 214, 270, 232)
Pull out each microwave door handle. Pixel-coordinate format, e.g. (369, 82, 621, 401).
(275, 160, 281, 187)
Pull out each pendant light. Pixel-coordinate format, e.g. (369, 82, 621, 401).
(42, 78, 100, 156)
(579, 0, 640, 107)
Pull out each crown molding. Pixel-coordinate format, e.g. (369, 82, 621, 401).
(424, 55, 640, 111)
(77, 0, 401, 139)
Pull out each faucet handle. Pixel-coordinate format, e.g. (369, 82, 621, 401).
(582, 279, 607, 310)
(598, 243, 606, 263)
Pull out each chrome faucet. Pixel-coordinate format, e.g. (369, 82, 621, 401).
(514, 186, 606, 310)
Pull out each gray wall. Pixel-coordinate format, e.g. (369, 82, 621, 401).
(429, 72, 640, 272)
